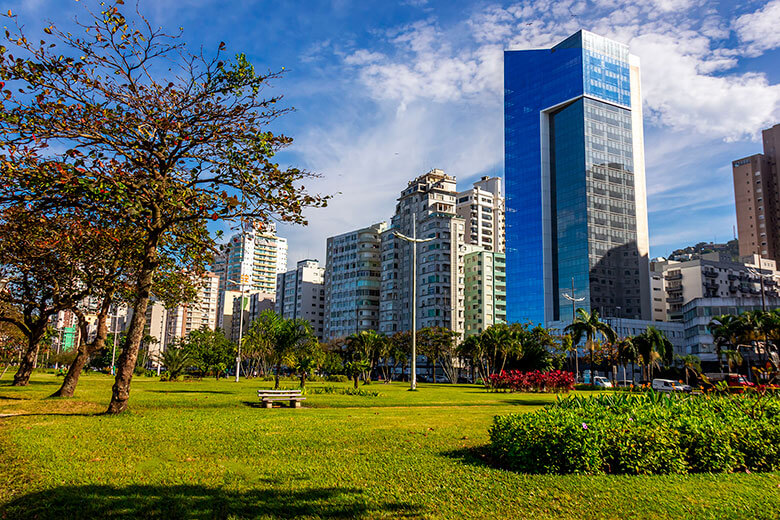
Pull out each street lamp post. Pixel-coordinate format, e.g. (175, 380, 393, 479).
(394, 213, 434, 391)
(227, 277, 249, 382)
(562, 277, 585, 382)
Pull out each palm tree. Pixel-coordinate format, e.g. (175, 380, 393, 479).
(724, 349, 743, 374)
(389, 331, 411, 382)
(288, 340, 323, 388)
(564, 309, 616, 384)
(157, 343, 192, 381)
(244, 310, 283, 377)
(680, 354, 701, 385)
(615, 336, 638, 384)
(271, 318, 315, 389)
(479, 323, 513, 375)
(457, 334, 487, 383)
(709, 314, 743, 373)
(634, 326, 673, 381)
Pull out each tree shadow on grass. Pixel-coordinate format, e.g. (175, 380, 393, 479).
(0, 484, 423, 519)
(440, 445, 496, 470)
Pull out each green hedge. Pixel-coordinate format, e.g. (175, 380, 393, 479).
(489, 392, 780, 475)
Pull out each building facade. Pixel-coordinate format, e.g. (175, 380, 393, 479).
(456, 176, 505, 253)
(163, 271, 220, 348)
(732, 124, 780, 261)
(682, 296, 780, 362)
(324, 222, 387, 340)
(504, 30, 650, 325)
(650, 253, 779, 322)
(213, 221, 287, 330)
(379, 169, 467, 337)
(463, 248, 507, 337)
(275, 259, 325, 340)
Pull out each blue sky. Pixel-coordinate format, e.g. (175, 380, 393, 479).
(10, 0, 780, 266)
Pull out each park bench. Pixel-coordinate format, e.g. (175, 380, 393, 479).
(257, 389, 306, 409)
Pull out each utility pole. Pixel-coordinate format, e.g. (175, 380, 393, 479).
(394, 212, 434, 391)
(562, 277, 585, 382)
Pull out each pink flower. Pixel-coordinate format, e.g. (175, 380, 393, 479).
(582, 422, 588, 430)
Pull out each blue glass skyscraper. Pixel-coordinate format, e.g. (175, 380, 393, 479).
(504, 30, 650, 325)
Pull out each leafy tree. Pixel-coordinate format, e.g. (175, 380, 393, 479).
(0, 209, 93, 386)
(417, 326, 458, 383)
(457, 334, 488, 383)
(183, 327, 236, 379)
(0, 304, 26, 380)
(345, 330, 384, 388)
(388, 331, 411, 382)
(0, 4, 328, 413)
(564, 309, 616, 383)
(724, 349, 744, 374)
(514, 325, 556, 372)
(271, 319, 315, 389)
(287, 340, 323, 388)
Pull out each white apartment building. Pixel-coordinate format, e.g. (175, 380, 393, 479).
(275, 259, 325, 340)
(213, 221, 286, 330)
(650, 253, 780, 322)
(163, 271, 220, 348)
(324, 222, 387, 340)
(379, 169, 467, 338)
(456, 176, 505, 253)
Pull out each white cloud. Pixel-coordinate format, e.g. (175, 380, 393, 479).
(733, 0, 780, 57)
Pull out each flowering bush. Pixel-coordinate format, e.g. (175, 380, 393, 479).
(487, 370, 575, 393)
(489, 391, 780, 475)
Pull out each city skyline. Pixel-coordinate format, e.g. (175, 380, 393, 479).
(10, 0, 780, 267)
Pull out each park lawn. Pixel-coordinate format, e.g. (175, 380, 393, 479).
(1, 373, 779, 520)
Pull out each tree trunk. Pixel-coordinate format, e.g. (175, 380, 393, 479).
(13, 325, 45, 386)
(274, 362, 281, 389)
(432, 358, 437, 383)
(107, 239, 157, 414)
(52, 300, 111, 398)
(300, 372, 306, 389)
(353, 373, 359, 389)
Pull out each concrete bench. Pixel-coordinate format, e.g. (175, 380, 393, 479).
(257, 389, 306, 408)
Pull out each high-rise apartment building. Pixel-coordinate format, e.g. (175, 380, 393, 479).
(379, 169, 467, 337)
(163, 271, 220, 347)
(463, 248, 507, 336)
(504, 30, 651, 325)
(732, 124, 780, 261)
(275, 259, 325, 340)
(213, 221, 286, 330)
(324, 222, 387, 340)
(456, 176, 505, 253)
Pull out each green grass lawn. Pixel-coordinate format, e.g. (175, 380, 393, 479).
(2, 372, 780, 519)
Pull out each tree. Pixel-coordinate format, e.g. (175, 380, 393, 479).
(271, 319, 315, 389)
(288, 340, 323, 388)
(615, 336, 638, 383)
(724, 349, 743, 374)
(479, 324, 512, 375)
(515, 325, 556, 372)
(680, 354, 701, 385)
(388, 331, 411, 382)
(183, 327, 236, 379)
(157, 343, 192, 381)
(243, 310, 283, 377)
(457, 334, 487, 383)
(0, 209, 93, 386)
(634, 326, 673, 381)
(0, 304, 26, 380)
(564, 309, 616, 383)
(417, 326, 458, 383)
(0, 4, 328, 413)
(345, 331, 384, 388)
(709, 315, 743, 373)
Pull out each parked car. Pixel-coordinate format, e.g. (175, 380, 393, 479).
(652, 379, 688, 392)
(593, 376, 613, 388)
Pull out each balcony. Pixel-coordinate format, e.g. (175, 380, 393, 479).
(665, 272, 682, 281)
(703, 270, 718, 278)
(667, 296, 684, 304)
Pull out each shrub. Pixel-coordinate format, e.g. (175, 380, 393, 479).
(326, 375, 349, 383)
(489, 391, 780, 475)
(308, 386, 380, 397)
(487, 370, 575, 393)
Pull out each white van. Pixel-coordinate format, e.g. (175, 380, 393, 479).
(652, 379, 687, 392)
